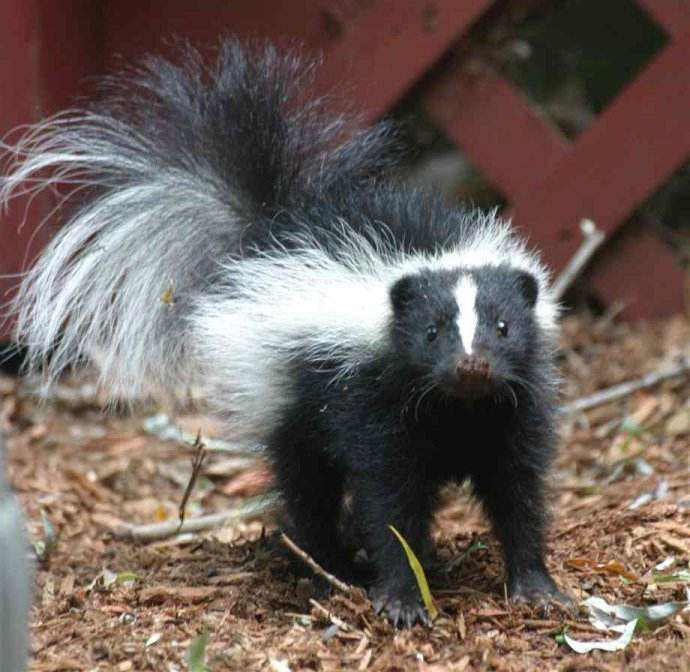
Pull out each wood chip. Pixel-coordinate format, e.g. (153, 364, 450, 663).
(138, 585, 218, 605)
(659, 534, 688, 555)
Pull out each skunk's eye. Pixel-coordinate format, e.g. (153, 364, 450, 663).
(426, 325, 438, 343)
(496, 320, 508, 337)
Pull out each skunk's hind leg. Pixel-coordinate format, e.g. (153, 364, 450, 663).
(269, 439, 354, 584)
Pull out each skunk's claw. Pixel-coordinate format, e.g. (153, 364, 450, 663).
(513, 587, 575, 615)
(510, 571, 575, 615)
(371, 587, 432, 628)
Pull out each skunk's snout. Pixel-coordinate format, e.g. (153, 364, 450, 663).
(456, 355, 491, 381)
(453, 355, 492, 399)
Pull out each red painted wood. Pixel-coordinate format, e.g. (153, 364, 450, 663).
(510, 29, 690, 273)
(320, 0, 369, 29)
(0, 0, 103, 338)
(101, 1, 330, 65)
(423, 59, 569, 201)
(313, 0, 494, 127)
(587, 223, 687, 320)
(636, 0, 690, 35)
(0, 0, 41, 334)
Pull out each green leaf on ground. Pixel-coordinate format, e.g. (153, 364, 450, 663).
(389, 525, 438, 621)
(187, 631, 209, 672)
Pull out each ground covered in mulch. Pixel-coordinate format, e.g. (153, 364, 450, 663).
(3, 313, 690, 672)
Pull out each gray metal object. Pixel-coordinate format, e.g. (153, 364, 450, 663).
(0, 433, 31, 672)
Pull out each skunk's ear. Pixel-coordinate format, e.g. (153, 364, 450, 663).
(515, 271, 539, 308)
(390, 275, 417, 314)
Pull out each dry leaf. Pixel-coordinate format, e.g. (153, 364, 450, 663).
(457, 612, 466, 640)
(160, 287, 175, 305)
(630, 395, 659, 426)
(221, 465, 273, 497)
(665, 408, 690, 436)
(139, 585, 218, 605)
(566, 557, 639, 582)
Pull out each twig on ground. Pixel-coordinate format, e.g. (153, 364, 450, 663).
(309, 598, 352, 632)
(552, 218, 606, 301)
(562, 356, 690, 415)
(20, 377, 101, 410)
(142, 412, 258, 454)
(280, 532, 351, 594)
(113, 493, 278, 541)
(177, 432, 208, 530)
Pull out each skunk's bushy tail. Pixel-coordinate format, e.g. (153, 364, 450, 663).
(0, 40, 393, 401)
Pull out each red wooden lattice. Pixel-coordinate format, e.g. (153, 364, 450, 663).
(316, 0, 690, 319)
(1, 0, 689, 339)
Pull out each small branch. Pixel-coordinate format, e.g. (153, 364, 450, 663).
(142, 413, 259, 454)
(113, 493, 278, 541)
(20, 377, 101, 410)
(280, 532, 351, 594)
(552, 218, 606, 301)
(562, 356, 690, 415)
(177, 432, 208, 530)
(309, 598, 352, 632)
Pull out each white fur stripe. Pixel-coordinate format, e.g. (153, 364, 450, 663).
(455, 276, 478, 354)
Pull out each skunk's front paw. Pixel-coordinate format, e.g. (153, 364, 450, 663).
(370, 584, 432, 628)
(509, 570, 574, 613)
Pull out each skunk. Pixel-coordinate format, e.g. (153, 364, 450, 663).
(1, 41, 569, 626)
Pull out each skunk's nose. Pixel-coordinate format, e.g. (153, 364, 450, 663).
(456, 355, 491, 381)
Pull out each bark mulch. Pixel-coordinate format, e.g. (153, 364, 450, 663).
(3, 314, 690, 672)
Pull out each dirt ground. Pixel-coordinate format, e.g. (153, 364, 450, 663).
(3, 313, 690, 672)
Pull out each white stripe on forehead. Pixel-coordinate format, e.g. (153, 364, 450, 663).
(455, 275, 478, 354)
